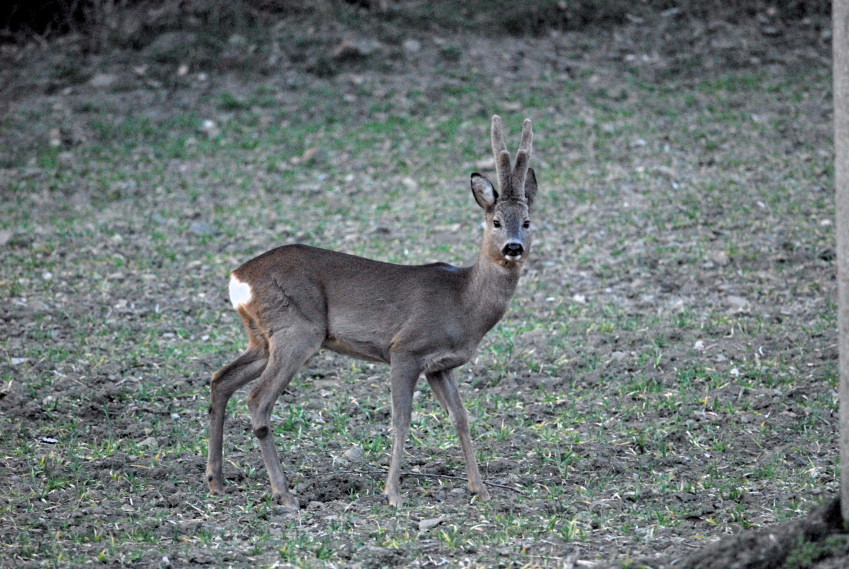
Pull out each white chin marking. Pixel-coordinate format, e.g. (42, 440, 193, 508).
(229, 275, 252, 308)
(504, 254, 522, 262)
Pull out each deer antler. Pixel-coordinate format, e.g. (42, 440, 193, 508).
(490, 115, 533, 202)
(511, 119, 533, 193)
(491, 115, 512, 193)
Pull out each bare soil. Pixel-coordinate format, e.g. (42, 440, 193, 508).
(0, 3, 845, 568)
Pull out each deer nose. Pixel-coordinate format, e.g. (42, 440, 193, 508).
(502, 242, 524, 258)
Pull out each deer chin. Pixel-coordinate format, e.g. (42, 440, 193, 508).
(501, 253, 524, 266)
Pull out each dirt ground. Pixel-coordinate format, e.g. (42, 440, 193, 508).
(0, 2, 846, 568)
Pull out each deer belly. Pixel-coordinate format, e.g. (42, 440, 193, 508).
(322, 335, 390, 364)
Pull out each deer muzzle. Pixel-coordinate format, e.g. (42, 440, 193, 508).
(502, 241, 524, 261)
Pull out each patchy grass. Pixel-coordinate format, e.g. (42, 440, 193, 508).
(0, 6, 839, 569)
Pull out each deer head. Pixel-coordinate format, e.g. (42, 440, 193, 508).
(471, 115, 537, 267)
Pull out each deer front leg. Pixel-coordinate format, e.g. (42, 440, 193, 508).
(385, 357, 422, 508)
(426, 370, 490, 500)
(207, 350, 267, 495)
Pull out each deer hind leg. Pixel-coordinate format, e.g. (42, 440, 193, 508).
(207, 344, 268, 495)
(246, 325, 322, 510)
(426, 370, 490, 500)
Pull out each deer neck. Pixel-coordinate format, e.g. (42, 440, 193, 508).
(463, 250, 522, 336)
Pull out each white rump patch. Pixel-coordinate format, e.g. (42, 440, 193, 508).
(229, 274, 252, 308)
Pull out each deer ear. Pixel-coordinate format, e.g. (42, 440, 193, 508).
(471, 173, 498, 210)
(523, 167, 537, 212)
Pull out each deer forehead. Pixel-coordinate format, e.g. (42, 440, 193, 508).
(229, 274, 252, 308)
(492, 200, 530, 219)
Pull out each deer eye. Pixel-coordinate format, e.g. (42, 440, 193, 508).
(523, 220, 530, 229)
(493, 219, 501, 228)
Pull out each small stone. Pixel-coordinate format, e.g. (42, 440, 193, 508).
(418, 517, 444, 531)
(139, 436, 159, 449)
(403, 38, 421, 53)
(301, 147, 321, 163)
(712, 251, 731, 266)
(343, 446, 365, 463)
(198, 119, 219, 139)
(49, 128, 62, 147)
(228, 34, 248, 47)
(726, 295, 750, 312)
(57, 151, 75, 168)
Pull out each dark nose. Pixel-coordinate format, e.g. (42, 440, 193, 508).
(503, 242, 524, 257)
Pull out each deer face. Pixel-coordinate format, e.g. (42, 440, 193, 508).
(490, 199, 531, 265)
(471, 171, 536, 267)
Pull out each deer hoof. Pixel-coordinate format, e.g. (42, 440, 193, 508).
(471, 487, 491, 501)
(207, 476, 224, 495)
(273, 492, 300, 511)
(385, 490, 403, 508)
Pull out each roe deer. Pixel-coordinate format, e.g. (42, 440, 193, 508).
(207, 115, 537, 509)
